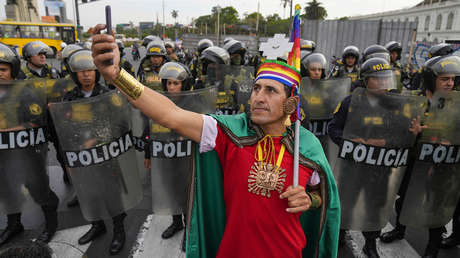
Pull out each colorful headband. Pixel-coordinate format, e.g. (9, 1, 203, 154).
(255, 60, 301, 90)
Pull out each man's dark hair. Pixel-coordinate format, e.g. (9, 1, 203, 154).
(0, 241, 53, 258)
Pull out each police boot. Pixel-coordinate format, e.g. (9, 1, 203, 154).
(363, 238, 380, 258)
(380, 224, 405, 243)
(162, 214, 184, 239)
(0, 213, 24, 246)
(109, 213, 126, 255)
(423, 227, 442, 258)
(78, 220, 106, 245)
(36, 206, 58, 243)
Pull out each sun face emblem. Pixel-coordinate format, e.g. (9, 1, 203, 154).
(248, 162, 286, 198)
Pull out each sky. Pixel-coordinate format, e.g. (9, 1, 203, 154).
(0, 0, 423, 29)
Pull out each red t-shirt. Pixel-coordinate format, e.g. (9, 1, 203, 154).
(213, 125, 314, 258)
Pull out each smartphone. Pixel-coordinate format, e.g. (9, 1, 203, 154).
(105, 5, 113, 65)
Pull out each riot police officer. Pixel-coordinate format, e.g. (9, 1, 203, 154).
(165, 41, 179, 62)
(0, 42, 59, 245)
(198, 46, 230, 88)
(190, 39, 214, 84)
(223, 39, 247, 66)
(63, 49, 126, 255)
(380, 55, 460, 258)
(302, 53, 327, 79)
(20, 41, 60, 80)
(59, 44, 83, 78)
(329, 57, 413, 258)
(301, 39, 316, 53)
(408, 43, 454, 91)
(142, 35, 161, 48)
(137, 41, 167, 91)
(385, 41, 405, 92)
(350, 45, 390, 91)
(332, 46, 360, 82)
(223, 37, 234, 45)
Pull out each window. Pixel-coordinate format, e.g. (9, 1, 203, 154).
(0, 24, 20, 38)
(415, 17, 419, 30)
(61, 26, 76, 44)
(20, 25, 40, 38)
(41, 26, 60, 40)
(436, 14, 442, 30)
(447, 12, 454, 30)
(425, 15, 431, 31)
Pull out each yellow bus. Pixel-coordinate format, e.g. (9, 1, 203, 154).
(0, 21, 77, 56)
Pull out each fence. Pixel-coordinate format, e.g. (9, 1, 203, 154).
(301, 20, 417, 65)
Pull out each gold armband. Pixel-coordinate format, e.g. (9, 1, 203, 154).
(113, 68, 144, 100)
(306, 191, 322, 209)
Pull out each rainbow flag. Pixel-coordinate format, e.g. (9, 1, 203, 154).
(288, 4, 302, 71)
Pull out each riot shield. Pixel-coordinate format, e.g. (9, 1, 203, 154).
(0, 80, 50, 214)
(28, 78, 76, 103)
(333, 88, 425, 231)
(49, 91, 142, 221)
(206, 64, 254, 115)
(131, 105, 149, 182)
(300, 77, 351, 165)
(400, 91, 460, 228)
(150, 86, 217, 214)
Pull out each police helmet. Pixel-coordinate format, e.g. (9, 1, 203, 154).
(423, 55, 460, 93)
(302, 53, 327, 79)
(385, 41, 402, 61)
(60, 42, 67, 49)
(146, 41, 167, 57)
(201, 46, 230, 65)
(223, 37, 234, 45)
(159, 62, 193, 91)
(0, 43, 21, 79)
(164, 41, 175, 49)
(362, 44, 390, 63)
(223, 40, 247, 65)
(360, 57, 396, 90)
(342, 46, 360, 63)
(142, 35, 162, 47)
(68, 49, 99, 85)
(428, 43, 454, 58)
(22, 41, 53, 60)
(61, 44, 83, 61)
(301, 39, 316, 52)
(197, 39, 214, 55)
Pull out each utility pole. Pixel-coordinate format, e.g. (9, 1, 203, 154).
(162, 0, 165, 38)
(256, 1, 260, 35)
(216, 5, 221, 46)
(75, 0, 81, 38)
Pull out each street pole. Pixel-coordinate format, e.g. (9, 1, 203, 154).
(74, 0, 81, 39)
(256, 1, 260, 35)
(216, 6, 221, 46)
(162, 0, 165, 38)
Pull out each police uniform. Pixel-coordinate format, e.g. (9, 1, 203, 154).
(21, 64, 60, 80)
(137, 58, 164, 91)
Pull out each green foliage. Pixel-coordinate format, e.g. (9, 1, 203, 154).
(302, 0, 328, 20)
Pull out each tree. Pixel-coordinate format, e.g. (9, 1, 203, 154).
(171, 10, 179, 25)
(303, 0, 328, 20)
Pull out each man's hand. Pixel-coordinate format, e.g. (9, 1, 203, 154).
(280, 185, 311, 213)
(91, 24, 120, 82)
(409, 115, 427, 136)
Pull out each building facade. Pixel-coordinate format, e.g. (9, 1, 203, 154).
(5, 0, 40, 22)
(351, 0, 460, 43)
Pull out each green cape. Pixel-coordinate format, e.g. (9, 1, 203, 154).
(186, 113, 340, 258)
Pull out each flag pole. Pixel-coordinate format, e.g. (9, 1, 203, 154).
(291, 4, 301, 187)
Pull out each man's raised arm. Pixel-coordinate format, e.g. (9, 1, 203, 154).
(91, 24, 203, 143)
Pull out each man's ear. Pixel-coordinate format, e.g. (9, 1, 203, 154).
(283, 95, 299, 115)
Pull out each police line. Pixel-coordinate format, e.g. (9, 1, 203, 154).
(340, 140, 409, 167)
(65, 132, 133, 168)
(0, 127, 47, 150)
